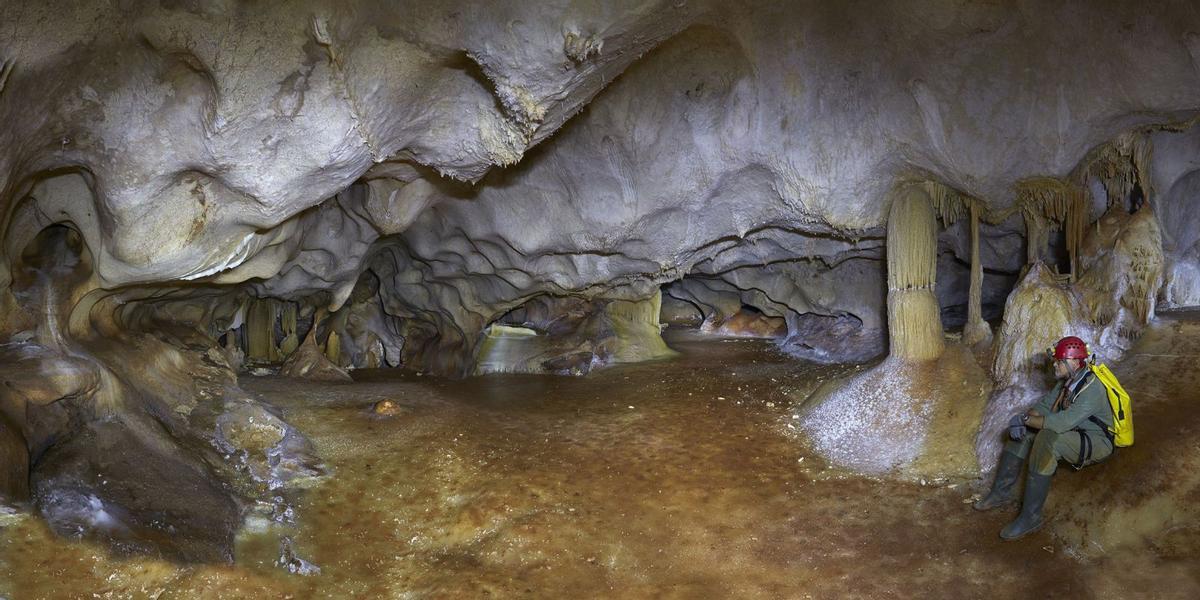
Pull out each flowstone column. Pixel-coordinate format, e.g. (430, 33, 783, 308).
(246, 298, 280, 363)
(794, 184, 989, 480)
(886, 186, 944, 361)
(963, 201, 993, 346)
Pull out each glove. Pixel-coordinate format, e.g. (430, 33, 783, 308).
(1008, 414, 1026, 441)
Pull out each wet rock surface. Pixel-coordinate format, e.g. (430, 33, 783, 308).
(3, 332, 1195, 597)
(31, 421, 240, 563)
(1050, 311, 1200, 563)
(0, 410, 27, 502)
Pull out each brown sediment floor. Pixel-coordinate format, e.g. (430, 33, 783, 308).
(1, 327, 1196, 598)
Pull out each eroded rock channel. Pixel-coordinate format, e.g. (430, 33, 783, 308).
(1, 1, 1199, 597)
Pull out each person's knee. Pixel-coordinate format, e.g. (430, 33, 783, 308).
(1003, 435, 1032, 459)
(1032, 428, 1060, 450)
(1030, 429, 1062, 475)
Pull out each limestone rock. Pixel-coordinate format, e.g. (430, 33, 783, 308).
(475, 294, 675, 376)
(32, 420, 242, 563)
(981, 205, 1166, 471)
(795, 344, 990, 479)
(370, 399, 406, 417)
(279, 336, 353, 382)
(0, 410, 28, 503)
(0, 343, 100, 407)
(216, 404, 288, 457)
(704, 308, 787, 339)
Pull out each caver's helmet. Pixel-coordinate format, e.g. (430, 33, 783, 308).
(1052, 336, 1089, 360)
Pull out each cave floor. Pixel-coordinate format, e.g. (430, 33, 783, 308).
(2, 327, 1197, 598)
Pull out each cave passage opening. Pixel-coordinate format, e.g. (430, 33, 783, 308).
(18, 224, 84, 274)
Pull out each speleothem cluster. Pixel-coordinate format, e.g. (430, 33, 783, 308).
(2, 0, 1200, 561)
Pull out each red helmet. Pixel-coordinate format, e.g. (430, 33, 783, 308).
(1053, 336, 1089, 360)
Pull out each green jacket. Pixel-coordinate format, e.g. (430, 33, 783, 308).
(1035, 369, 1114, 439)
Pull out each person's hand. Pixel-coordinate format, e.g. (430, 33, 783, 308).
(1008, 414, 1026, 441)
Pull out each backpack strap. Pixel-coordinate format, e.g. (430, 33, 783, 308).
(1072, 369, 1096, 398)
(1088, 415, 1115, 445)
(1057, 369, 1095, 411)
(1072, 429, 1092, 470)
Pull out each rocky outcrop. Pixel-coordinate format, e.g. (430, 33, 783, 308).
(279, 334, 353, 382)
(980, 203, 1165, 470)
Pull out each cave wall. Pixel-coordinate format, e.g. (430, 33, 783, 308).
(0, 0, 1198, 439)
(338, 1, 1200, 370)
(4, 1, 1200, 368)
(1150, 125, 1200, 308)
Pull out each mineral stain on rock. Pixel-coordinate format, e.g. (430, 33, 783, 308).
(4, 331, 1196, 597)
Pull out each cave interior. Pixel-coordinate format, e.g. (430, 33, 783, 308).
(1, 0, 1199, 596)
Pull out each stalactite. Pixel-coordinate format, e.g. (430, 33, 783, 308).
(1130, 134, 1153, 204)
(606, 289, 664, 325)
(1093, 144, 1135, 208)
(886, 186, 943, 361)
(1065, 185, 1086, 280)
(280, 302, 299, 357)
(1, 409, 29, 502)
(922, 180, 967, 227)
(1077, 131, 1154, 210)
(963, 200, 992, 346)
(1017, 177, 1087, 280)
(922, 179, 991, 345)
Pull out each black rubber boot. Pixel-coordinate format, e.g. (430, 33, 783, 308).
(1000, 472, 1052, 541)
(973, 451, 1024, 511)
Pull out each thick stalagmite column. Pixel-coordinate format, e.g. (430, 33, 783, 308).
(963, 201, 992, 345)
(246, 298, 280, 363)
(604, 289, 677, 363)
(887, 186, 944, 361)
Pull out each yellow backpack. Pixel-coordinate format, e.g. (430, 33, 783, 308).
(1089, 363, 1134, 447)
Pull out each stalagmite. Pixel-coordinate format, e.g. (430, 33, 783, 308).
(222, 329, 244, 371)
(603, 290, 677, 363)
(475, 324, 542, 375)
(317, 307, 351, 367)
(324, 329, 342, 366)
(886, 186, 943, 361)
(245, 298, 281, 363)
(280, 316, 352, 382)
(794, 184, 989, 479)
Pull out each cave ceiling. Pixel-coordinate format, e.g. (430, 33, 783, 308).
(2, 0, 1200, 339)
